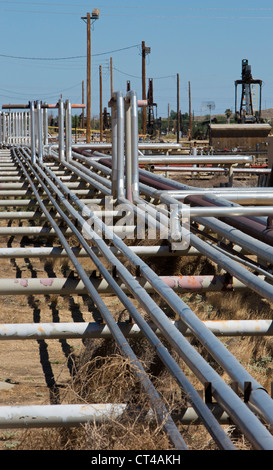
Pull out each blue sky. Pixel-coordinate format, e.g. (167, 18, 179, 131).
(0, 0, 272, 119)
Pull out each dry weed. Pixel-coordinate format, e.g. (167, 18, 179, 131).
(18, 350, 179, 450)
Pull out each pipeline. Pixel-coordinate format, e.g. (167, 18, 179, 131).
(73, 132, 272, 434)
(0, 274, 250, 295)
(14, 145, 273, 450)
(0, 319, 273, 341)
(12, 147, 188, 451)
(2, 90, 273, 449)
(184, 194, 273, 247)
(11, 146, 237, 450)
(0, 403, 234, 428)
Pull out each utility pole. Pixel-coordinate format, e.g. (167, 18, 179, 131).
(177, 73, 180, 143)
(99, 65, 103, 141)
(110, 57, 113, 97)
(86, 12, 91, 142)
(142, 41, 150, 136)
(82, 80, 85, 130)
(167, 103, 170, 133)
(81, 10, 100, 143)
(188, 81, 192, 141)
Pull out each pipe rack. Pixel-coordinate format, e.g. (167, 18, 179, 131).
(1, 91, 273, 450)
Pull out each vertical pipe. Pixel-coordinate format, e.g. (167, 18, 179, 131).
(34, 107, 39, 151)
(20, 112, 23, 142)
(14, 112, 17, 144)
(11, 113, 14, 143)
(125, 97, 132, 201)
(36, 101, 43, 162)
(0, 112, 2, 144)
(23, 112, 26, 143)
(11, 113, 14, 144)
(11, 113, 13, 144)
(18, 112, 21, 143)
(18, 112, 21, 144)
(116, 91, 125, 199)
(111, 102, 118, 198)
(24, 112, 27, 142)
(58, 99, 64, 161)
(7, 113, 10, 144)
(25, 112, 28, 142)
(29, 101, 36, 164)
(3, 113, 6, 145)
(21, 112, 24, 142)
(16, 112, 19, 144)
(130, 91, 139, 200)
(65, 99, 72, 162)
(43, 106, 48, 146)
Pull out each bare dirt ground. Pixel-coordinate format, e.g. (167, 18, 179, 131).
(0, 230, 103, 449)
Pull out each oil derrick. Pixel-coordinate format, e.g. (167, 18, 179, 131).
(210, 59, 271, 152)
(235, 59, 263, 123)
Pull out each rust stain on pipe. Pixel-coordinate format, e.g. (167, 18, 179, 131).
(39, 278, 54, 287)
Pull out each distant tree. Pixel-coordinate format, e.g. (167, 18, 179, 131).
(72, 114, 80, 129)
(225, 108, 232, 123)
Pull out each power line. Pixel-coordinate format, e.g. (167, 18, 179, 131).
(0, 44, 140, 61)
(0, 81, 82, 100)
(93, 44, 140, 57)
(0, 5, 272, 20)
(113, 66, 176, 81)
(0, 53, 84, 61)
(1, 1, 273, 12)
(113, 66, 141, 80)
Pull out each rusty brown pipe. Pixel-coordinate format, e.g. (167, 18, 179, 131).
(184, 194, 273, 248)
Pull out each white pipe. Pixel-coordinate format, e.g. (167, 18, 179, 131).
(0, 225, 136, 237)
(36, 101, 43, 162)
(58, 98, 64, 161)
(0, 402, 232, 428)
(29, 101, 36, 164)
(0, 403, 128, 428)
(190, 206, 273, 217)
(65, 99, 72, 162)
(139, 155, 253, 164)
(0, 320, 271, 341)
(151, 166, 270, 174)
(0, 245, 199, 258)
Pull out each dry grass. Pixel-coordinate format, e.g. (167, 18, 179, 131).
(17, 350, 178, 451)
